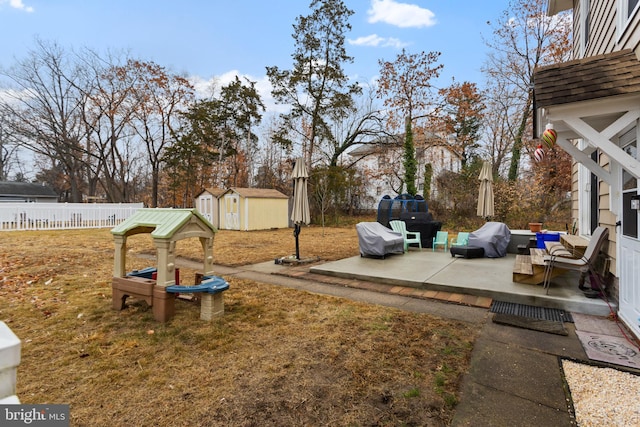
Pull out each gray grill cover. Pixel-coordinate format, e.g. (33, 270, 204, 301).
(468, 222, 511, 258)
(356, 222, 404, 257)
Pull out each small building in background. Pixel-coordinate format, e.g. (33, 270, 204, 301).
(196, 187, 289, 231)
(0, 182, 58, 203)
(194, 187, 226, 228)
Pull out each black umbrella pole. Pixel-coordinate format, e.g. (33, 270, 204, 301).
(294, 223, 301, 259)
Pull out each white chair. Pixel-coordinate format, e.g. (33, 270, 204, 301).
(389, 220, 422, 252)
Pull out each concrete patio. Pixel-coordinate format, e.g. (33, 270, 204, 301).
(308, 249, 614, 316)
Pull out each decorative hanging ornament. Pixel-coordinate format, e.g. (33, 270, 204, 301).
(534, 145, 545, 162)
(542, 125, 557, 148)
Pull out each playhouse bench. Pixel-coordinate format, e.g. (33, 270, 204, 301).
(127, 267, 157, 279)
(118, 270, 229, 321)
(165, 276, 229, 294)
(166, 275, 229, 321)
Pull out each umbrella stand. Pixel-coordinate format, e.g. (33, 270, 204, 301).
(294, 223, 301, 260)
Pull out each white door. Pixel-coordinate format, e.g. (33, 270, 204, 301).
(224, 194, 240, 230)
(618, 132, 640, 338)
(199, 195, 213, 222)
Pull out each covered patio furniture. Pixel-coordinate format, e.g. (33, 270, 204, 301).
(356, 222, 404, 258)
(432, 231, 449, 252)
(468, 222, 511, 258)
(542, 227, 609, 294)
(389, 220, 422, 251)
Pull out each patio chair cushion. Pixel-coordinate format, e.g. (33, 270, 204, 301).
(450, 245, 485, 259)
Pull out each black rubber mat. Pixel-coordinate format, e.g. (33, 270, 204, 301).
(492, 313, 568, 335)
(489, 300, 573, 323)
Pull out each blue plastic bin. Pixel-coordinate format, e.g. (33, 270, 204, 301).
(536, 232, 560, 249)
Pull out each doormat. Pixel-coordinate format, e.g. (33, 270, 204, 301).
(492, 313, 568, 335)
(575, 330, 640, 369)
(489, 300, 573, 323)
(572, 312, 622, 336)
(561, 358, 640, 426)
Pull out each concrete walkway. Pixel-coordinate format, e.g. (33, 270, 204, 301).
(170, 257, 628, 426)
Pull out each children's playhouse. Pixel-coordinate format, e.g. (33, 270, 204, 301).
(110, 208, 228, 322)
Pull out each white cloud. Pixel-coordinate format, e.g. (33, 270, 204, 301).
(0, 0, 35, 12)
(367, 0, 436, 28)
(348, 34, 409, 49)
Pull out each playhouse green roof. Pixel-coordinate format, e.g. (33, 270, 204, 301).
(111, 208, 215, 239)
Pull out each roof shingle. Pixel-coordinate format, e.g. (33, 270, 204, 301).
(534, 50, 640, 108)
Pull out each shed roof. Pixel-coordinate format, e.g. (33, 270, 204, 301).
(222, 187, 288, 199)
(197, 187, 226, 198)
(0, 181, 57, 198)
(111, 208, 215, 239)
(534, 50, 640, 108)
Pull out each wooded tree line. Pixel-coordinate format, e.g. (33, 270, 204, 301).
(0, 39, 266, 207)
(0, 0, 573, 225)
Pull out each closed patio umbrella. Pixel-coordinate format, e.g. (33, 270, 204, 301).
(291, 158, 311, 259)
(477, 161, 494, 218)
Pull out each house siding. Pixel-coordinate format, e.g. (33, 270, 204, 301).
(586, 1, 617, 56)
(575, 1, 640, 58)
(571, 1, 640, 282)
(348, 139, 460, 210)
(542, 0, 640, 335)
(570, 160, 579, 227)
(619, 3, 640, 50)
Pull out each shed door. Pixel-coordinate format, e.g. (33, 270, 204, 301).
(224, 194, 240, 230)
(618, 130, 640, 338)
(198, 195, 213, 223)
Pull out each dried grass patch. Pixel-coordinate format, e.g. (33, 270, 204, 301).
(0, 228, 477, 426)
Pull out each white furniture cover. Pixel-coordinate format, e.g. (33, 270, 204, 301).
(356, 222, 404, 257)
(468, 222, 511, 258)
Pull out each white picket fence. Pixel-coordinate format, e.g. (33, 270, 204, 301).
(0, 202, 144, 231)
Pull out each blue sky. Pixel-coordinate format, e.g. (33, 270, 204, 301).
(0, 0, 510, 112)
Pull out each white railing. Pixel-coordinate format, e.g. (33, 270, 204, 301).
(0, 202, 144, 231)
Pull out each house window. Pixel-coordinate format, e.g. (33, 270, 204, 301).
(628, 0, 639, 18)
(620, 0, 640, 35)
(580, 0, 590, 56)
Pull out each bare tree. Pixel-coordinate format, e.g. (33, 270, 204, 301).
(0, 38, 90, 201)
(480, 80, 519, 177)
(76, 51, 143, 202)
(483, 0, 571, 180)
(0, 113, 21, 180)
(128, 60, 194, 207)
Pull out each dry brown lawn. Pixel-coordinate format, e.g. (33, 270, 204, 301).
(0, 226, 478, 426)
